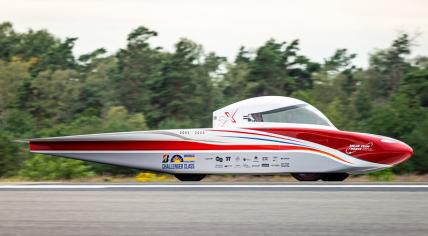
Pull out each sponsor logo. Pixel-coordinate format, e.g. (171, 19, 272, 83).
(252, 164, 260, 168)
(215, 164, 224, 168)
(162, 163, 194, 170)
(216, 156, 223, 162)
(204, 157, 214, 161)
(243, 163, 251, 168)
(162, 154, 195, 170)
(271, 164, 280, 167)
(243, 157, 250, 162)
(225, 156, 231, 161)
(171, 154, 184, 163)
(262, 157, 269, 161)
(253, 156, 259, 162)
(235, 165, 241, 168)
(281, 163, 290, 167)
(224, 164, 233, 168)
(235, 157, 240, 162)
(162, 154, 169, 163)
(280, 157, 289, 160)
(183, 154, 196, 162)
(272, 156, 278, 162)
(218, 109, 238, 127)
(262, 164, 270, 167)
(243, 114, 256, 122)
(346, 142, 373, 154)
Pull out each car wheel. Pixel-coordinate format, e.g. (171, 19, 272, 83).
(174, 174, 206, 181)
(291, 173, 322, 181)
(321, 173, 349, 181)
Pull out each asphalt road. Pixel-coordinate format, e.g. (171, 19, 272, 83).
(1, 183, 428, 236)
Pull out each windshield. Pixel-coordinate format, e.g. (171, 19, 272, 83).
(249, 104, 331, 126)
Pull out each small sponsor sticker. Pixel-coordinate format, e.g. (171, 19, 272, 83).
(346, 142, 373, 154)
(281, 163, 290, 167)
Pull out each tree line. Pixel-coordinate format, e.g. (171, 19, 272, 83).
(0, 22, 427, 179)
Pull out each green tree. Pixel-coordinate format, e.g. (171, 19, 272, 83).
(364, 34, 412, 100)
(78, 56, 118, 116)
(0, 60, 31, 111)
(0, 22, 77, 75)
(115, 26, 163, 117)
(245, 39, 319, 96)
(405, 119, 428, 173)
(0, 134, 22, 177)
(220, 47, 251, 105)
(29, 69, 81, 125)
(152, 39, 222, 128)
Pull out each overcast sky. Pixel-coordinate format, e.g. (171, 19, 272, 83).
(1, 0, 427, 67)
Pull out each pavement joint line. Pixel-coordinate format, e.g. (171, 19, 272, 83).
(1, 184, 428, 189)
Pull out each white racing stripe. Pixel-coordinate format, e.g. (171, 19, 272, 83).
(1, 184, 428, 189)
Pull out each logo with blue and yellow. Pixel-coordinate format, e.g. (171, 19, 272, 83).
(161, 154, 196, 169)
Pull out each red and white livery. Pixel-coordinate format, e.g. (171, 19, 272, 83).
(28, 96, 413, 181)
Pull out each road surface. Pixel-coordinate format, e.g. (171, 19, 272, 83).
(0, 183, 427, 236)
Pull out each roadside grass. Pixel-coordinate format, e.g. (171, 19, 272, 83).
(367, 169, 394, 181)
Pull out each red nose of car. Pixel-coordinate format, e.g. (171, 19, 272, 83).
(349, 134, 413, 165)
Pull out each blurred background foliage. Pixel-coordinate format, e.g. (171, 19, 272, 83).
(0, 22, 427, 180)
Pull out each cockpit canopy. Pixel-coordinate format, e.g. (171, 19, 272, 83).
(212, 96, 335, 129)
(247, 104, 331, 126)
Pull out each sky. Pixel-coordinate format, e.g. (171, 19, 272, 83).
(0, 0, 427, 67)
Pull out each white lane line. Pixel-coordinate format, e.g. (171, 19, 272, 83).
(1, 184, 428, 189)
